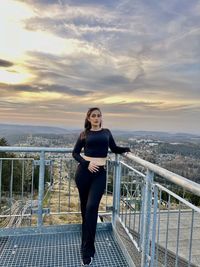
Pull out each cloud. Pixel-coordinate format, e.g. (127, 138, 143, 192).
(8, 1, 200, 97)
(0, 59, 14, 67)
(22, 50, 143, 94)
(0, 82, 92, 96)
(1, 0, 200, 133)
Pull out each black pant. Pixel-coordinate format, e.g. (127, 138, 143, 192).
(75, 164, 106, 259)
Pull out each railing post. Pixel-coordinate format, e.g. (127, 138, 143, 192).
(141, 169, 154, 267)
(0, 160, 2, 203)
(37, 151, 45, 227)
(139, 184, 146, 250)
(150, 185, 158, 267)
(112, 154, 121, 228)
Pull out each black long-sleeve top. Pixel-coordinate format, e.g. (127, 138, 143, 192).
(72, 128, 130, 167)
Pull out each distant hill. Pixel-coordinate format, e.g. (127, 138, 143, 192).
(110, 130, 200, 144)
(0, 123, 200, 145)
(0, 123, 69, 135)
(112, 129, 198, 137)
(0, 124, 76, 144)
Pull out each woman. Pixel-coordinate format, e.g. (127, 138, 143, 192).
(72, 107, 131, 266)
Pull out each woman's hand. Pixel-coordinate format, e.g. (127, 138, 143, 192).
(124, 151, 131, 156)
(88, 161, 99, 173)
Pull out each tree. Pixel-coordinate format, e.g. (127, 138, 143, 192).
(0, 137, 10, 158)
(0, 137, 9, 146)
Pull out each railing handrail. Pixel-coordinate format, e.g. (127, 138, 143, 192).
(1, 146, 200, 196)
(0, 146, 72, 153)
(125, 153, 200, 197)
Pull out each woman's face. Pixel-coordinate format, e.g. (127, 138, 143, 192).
(88, 109, 102, 127)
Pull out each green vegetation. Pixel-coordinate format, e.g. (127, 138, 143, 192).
(158, 142, 200, 158)
(0, 137, 51, 194)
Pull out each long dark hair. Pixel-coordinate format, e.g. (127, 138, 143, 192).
(80, 107, 102, 139)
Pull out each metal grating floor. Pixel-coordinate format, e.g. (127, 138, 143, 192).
(0, 227, 129, 267)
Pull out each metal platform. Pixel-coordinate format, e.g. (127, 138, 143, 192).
(0, 223, 130, 267)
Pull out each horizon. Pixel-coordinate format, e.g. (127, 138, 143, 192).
(0, 0, 200, 134)
(0, 122, 200, 136)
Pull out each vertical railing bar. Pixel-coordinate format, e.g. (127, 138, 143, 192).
(48, 160, 53, 211)
(28, 159, 32, 226)
(128, 173, 133, 231)
(135, 183, 140, 232)
(155, 189, 161, 267)
(30, 160, 34, 226)
(58, 158, 62, 213)
(51, 158, 55, 191)
(175, 202, 181, 267)
(129, 178, 136, 230)
(10, 160, 14, 218)
(150, 185, 158, 267)
(121, 166, 125, 222)
(119, 165, 122, 220)
(118, 161, 122, 221)
(135, 182, 139, 239)
(37, 151, 45, 227)
(64, 159, 69, 211)
(22, 160, 25, 214)
(0, 159, 2, 203)
(112, 160, 115, 215)
(68, 159, 72, 212)
(67, 159, 69, 212)
(141, 169, 154, 267)
(139, 183, 145, 250)
(127, 171, 131, 229)
(21, 160, 24, 201)
(120, 165, 123, 221)
(105, 159, 109, 212)
(123, 166, 126, 225)
(112, 154, 121, 228)
(125, 166, 129, 227)
(188, 209, 194, 267)
(67, 160, 72, 211)
(20, 160, 25, 226)
(26, 159, 32, 227)
(77, 161, 81, 213)
(112, 158, 116, 226)
(164, 194, 171, 267)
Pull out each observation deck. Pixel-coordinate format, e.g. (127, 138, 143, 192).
(0, 147, 200, 267)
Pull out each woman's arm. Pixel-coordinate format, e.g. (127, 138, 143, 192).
(108, 129, 131, 154)
(72, 133, 90, 167)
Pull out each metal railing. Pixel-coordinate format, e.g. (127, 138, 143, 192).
(113, 153, 200, 267)
(0, 147, 114, 229)
(1, 147, 200, 267)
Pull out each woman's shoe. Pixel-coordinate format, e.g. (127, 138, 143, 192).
(81, 257, 93, 265)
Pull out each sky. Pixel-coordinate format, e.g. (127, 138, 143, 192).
(0, 0, 200, 134)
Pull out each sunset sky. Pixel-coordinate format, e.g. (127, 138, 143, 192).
(0, 0, 200, 134)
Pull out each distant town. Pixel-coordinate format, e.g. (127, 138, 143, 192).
(1, 123, 200, 185)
